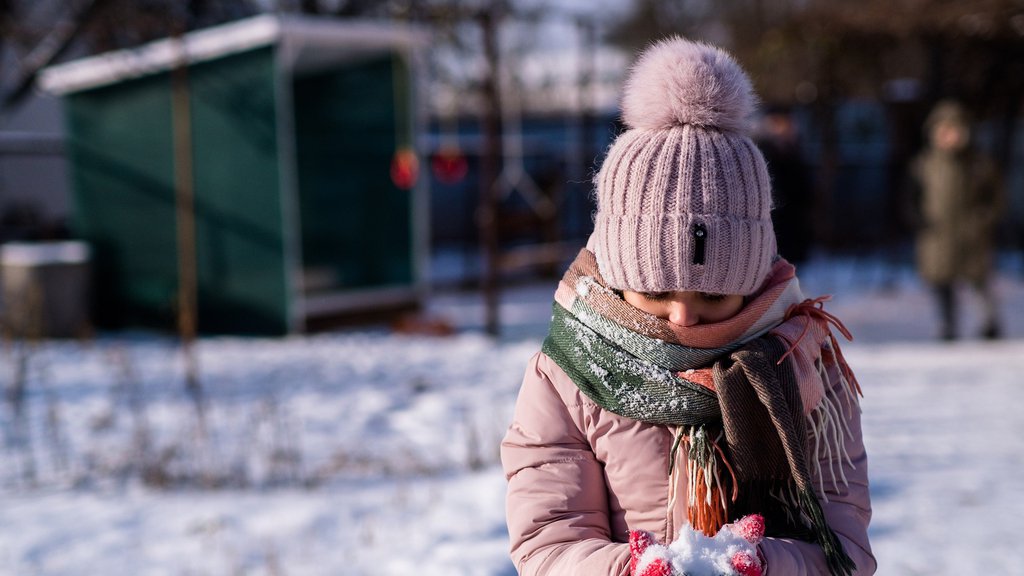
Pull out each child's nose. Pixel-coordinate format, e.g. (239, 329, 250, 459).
(667, 301, 699, 327)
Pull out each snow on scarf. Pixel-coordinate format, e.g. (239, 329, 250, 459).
(542, 249, 861, 576)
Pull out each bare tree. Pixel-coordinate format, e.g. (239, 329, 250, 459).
(0, 0, 112, 112)
(0, 0, 260, 114)
(606, 0, 1024, 249)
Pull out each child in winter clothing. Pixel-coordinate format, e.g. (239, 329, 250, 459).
(500, 38, 875, 576)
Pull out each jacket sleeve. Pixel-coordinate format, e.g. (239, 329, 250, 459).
(901, 155, 926, 232)
(976, 153, 1005, 231)
(501, 352, 631, 576)
(761, 367, 877, 575)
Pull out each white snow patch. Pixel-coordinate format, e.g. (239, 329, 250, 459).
(1, 254, 1023, 574)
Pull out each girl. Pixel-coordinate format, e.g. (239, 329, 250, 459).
(501, 38, 875, 576)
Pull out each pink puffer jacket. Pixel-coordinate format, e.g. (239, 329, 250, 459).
(501, 351, 875, 576)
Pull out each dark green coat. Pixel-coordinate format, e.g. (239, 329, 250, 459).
(909, 148, 1002, 284)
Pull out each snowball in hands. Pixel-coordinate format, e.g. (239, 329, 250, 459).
(630, 515, 765, 576)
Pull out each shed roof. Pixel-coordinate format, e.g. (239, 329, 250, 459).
(39, 14, 427, 95)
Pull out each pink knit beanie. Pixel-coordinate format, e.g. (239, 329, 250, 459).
(590, 37, 776, 296)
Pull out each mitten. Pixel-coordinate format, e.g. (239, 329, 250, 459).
(630, 514, 765, 576)
(629, 529, 673, 576)
(724, 515, 765, 576)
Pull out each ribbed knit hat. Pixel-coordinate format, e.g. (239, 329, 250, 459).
(590, 37, 776, 296)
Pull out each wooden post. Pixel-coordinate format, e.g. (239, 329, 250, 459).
(478, 7, 503, 337)
(170, 27, 202, 421)
(577, 15, 596, 193)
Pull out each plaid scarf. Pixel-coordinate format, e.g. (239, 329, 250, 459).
(542, 249, 860, 576)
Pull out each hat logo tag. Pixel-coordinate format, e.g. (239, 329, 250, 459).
(692, 223, 707, 265)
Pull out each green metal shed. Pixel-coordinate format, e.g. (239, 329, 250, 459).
(39, 15, 428, 334)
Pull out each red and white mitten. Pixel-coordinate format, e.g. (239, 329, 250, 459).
(629, 529, 673, 576)
(724, 515, 765, 576)
(629, 515, 765, 576)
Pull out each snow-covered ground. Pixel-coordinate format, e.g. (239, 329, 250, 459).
(2, 253, 1023, 575)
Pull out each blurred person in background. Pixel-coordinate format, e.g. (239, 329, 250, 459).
(757, 105, 814, 266)
(906, 100, 1004, 341)
(501, 37, 874, 576)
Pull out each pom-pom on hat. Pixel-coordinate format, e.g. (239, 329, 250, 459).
(590, 37, 776, 296)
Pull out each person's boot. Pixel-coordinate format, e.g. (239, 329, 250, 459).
(981, 322, 1002, 340)
(936, 284, 957, 341)
(977, 282, 1002, 341)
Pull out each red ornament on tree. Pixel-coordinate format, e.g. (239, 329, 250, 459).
(431, 145, 468, 184)
(390, 147, 419, 190)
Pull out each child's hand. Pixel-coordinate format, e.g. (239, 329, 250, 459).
(725, 515, 765, 576)
(629, 529, 673, 576)
(628, 514, 765, 576)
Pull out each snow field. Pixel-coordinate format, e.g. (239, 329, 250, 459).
(2, 256, 1023, 575)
